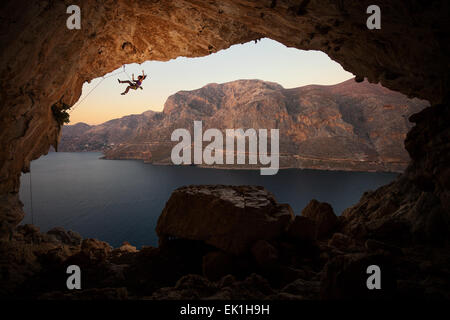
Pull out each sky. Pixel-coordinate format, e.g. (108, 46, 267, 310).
(70, 38, 354, 125)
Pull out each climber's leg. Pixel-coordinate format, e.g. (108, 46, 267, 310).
(121, 86, 132, 95)
(119, 79, 133, 85)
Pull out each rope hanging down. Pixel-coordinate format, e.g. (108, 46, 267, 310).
(29, 169, 34, 225)
(69, 66, 132, 113)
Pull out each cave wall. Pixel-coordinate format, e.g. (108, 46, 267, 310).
(0, 0, 449, 236)
(341, 102, 449, 245)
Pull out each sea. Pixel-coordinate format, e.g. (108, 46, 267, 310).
(19, 152, 397, 248)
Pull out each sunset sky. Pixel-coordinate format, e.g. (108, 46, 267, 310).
(70, 38, 354, 125)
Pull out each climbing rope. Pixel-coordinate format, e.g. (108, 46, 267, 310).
(69, 65, 133, 113)
(29, 169, 34, 225)
(123, 67, 133, 82)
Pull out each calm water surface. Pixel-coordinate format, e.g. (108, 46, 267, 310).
(19, 152, 397, 248)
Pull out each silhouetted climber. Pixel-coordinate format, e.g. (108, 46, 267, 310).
(118, 70, 147, 95)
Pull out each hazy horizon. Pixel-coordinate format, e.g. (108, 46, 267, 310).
(70, 38, 354, 125)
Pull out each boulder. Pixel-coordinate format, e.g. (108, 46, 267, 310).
(111, 241, 138, 261)
(328, 232, 354, 251)
(67, 230, 83, 244)
(286, 216, 316, 242)
(281, 278, 320, 300)
(150, 274, 217, 300)
(202, 251, 234, 281)
(320, 253, 397, 299)
(47, 227, 82, 245)
(217, 274, 236, 288)
(251, 240, 278, 267)
(156, 185, 294, 255)
(20, 224, 40, 235)
(365, 239, 403, 255)
(301, 200, 338, 239)
(207, 273, 273, 300)
(81, 238, 112, 261)
(116, 241, 138, 253)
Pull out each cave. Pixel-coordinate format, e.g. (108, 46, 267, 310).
(0, 0, 449, 300)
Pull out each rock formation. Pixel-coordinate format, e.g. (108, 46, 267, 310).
(342, 104, 450, 246)
(301, 200, 338, 239)
(0, 0, 449, 300)
(1, 187, 448, 300)
(60, 79, 428, 172)
(156, 185, 294, 255)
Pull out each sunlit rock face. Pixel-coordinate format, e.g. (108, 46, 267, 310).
(0, 0, 449, 234)
(59, 79, 428, 172)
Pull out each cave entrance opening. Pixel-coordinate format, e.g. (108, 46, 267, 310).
(68, 38, 354, 125)
(18, 38, 426, 249)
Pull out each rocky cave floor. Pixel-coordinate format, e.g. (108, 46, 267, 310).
(0, 184, 449, 300)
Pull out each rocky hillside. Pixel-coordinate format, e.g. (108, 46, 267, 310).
(59, 79, 428, 172)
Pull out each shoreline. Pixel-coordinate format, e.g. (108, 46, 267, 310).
(95, 152, 406, 174)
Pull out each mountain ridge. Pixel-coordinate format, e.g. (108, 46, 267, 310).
(58, 78, 429, 172)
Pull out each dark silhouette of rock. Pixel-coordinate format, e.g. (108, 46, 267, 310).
(80, 238, 113, 261)
(328, 233, 355, 251)
(286, 216, 316, 242)
(202, 251, 234, 281)
(280, 278, 320, 300)
(47, 227, 82, 246)
(1, 183, 449, 299)
(365, 239, 403, 255)
(340, 104, 450, 247)
(251, 240, 278, 267)
(301, 200, 338, 239)
(151, 274, 217, 300)
(320, 253, 397, 300)
(156, 185, 294, 255)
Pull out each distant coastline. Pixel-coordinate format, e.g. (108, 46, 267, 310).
(57, 78, 428, 174)
(96, 154, 407, 173)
